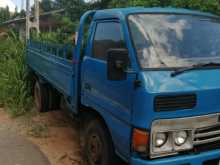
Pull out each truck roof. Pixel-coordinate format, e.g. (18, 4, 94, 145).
(93, 7, 219, 20)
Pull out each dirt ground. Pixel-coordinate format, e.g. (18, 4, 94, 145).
(0, 108, 82, 165)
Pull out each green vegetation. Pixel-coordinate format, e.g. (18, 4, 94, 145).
(31, 15, 75, 44)
(0, 32, 32, 117)
(27, 123, 49, 138)
(0, 6, 20, 23)
(57, 0, 220, 22)
(0, 6, 10, 23)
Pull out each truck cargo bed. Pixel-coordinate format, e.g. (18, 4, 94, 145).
(27, 41, 75, 98)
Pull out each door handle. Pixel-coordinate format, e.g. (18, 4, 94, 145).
(84, 83, 92, 91)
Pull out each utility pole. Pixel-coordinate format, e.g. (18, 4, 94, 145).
(26, 0, 40, 40)
(34, 0, 40, 33)
(21, 0, 24, 11)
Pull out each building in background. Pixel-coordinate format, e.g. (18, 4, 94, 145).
(0, 9, 65, 39)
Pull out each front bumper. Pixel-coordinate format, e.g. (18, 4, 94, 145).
(131, 149, 220, 165)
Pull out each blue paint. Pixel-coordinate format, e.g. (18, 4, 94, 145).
(132, 148, 220, 165)
(27, 7, 220, 165)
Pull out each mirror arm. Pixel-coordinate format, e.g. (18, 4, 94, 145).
(124, 69, 141, 88)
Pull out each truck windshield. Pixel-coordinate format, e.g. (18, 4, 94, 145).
(128, 14, 220, 69)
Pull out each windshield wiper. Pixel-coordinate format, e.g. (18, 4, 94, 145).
(171, 62, 220, 77)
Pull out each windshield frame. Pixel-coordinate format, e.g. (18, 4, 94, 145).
(126, 12, 220, 71)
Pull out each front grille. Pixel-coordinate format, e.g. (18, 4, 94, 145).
(194, 124, 220, 152)
(154, 94, 196, 112)
(151, 113, 220, 158)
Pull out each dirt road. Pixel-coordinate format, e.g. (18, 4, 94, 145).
(0, 108, 128, 165)
(0, 129, 50, 165)
(0, 109, 82, 165)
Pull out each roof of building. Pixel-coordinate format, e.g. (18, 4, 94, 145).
(0, 9, 65, 26)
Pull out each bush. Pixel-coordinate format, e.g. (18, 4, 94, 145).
(0, 31, 32, 117)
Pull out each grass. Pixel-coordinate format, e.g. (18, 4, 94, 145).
(0, 30, 72, 117)
(0, 31, 33, 117)
(27, 123, 49, 138)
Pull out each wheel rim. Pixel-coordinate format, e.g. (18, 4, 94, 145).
(34, 82, 41, 112)
(87, 133, 103, 165)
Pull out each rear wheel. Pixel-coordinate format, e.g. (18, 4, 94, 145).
(83, 119, 118, 165)
(34, 80, 49, 112)
(48, 87, 60, 111)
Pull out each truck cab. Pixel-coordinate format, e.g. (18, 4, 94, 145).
(28, 7, 220, 165)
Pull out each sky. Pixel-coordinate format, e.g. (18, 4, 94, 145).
(0, 0, 16, 12)
(0, 0, 35, 12)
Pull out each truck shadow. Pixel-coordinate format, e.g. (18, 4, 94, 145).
(118, 160, 128, 165)
(59, 110, 128, 165)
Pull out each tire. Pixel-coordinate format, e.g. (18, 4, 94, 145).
(34, 80, 49, 112)
(48, 87, 60, 111)
(60, 96, 68, 111)
(83, 119, 118, 165)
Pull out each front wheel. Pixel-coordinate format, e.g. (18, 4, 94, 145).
(83, 119, 118, 165)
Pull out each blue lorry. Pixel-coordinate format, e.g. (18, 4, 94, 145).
(27, 7, 220, 165)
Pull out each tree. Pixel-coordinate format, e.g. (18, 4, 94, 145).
(19, 10, 26, 17)
(12, 7, 19, 18)
(56, 0, 87, 21)
(40, 0, 56, 12)
(88, 0, 112, 9)
(0, 6, 11, 23)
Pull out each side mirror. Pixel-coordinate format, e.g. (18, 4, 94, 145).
(107, 48, 129, 81)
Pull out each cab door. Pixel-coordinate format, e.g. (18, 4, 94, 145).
(81, 20, 136, 158)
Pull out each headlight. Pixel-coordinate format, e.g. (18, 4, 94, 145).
(151, 130, 193, 158)
(150, 114, 218, 159)
(173, 131, 188, 146)
(155, 132, 167, 147)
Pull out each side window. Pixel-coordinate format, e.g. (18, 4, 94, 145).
(93, 21, 126, 60)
